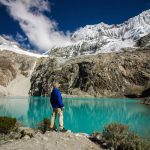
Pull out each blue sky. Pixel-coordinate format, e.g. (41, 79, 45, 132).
(0, 0, 149, 51)
(49, 0, 150, 31)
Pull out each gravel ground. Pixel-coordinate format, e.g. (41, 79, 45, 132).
(0, 131, 101, 150)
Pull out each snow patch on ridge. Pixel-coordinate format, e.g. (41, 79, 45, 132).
(0, 36, 48, 58)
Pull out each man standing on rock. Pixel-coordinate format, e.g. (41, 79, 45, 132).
(50, 82, 67, 132)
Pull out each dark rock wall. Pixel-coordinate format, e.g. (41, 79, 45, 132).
(30, 50, 150, 97)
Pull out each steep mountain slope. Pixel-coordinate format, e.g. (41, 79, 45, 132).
(1, 10, 150, 97)
(0, 51, 37, 96)
(47, 10, 150, 58)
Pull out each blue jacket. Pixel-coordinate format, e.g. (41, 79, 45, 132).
(50, 87, 64, 109)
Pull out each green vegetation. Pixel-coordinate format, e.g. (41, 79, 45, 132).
(36, 118, 56, 133)
(0, 116, 17, 134)
(101, 123, 150, 150)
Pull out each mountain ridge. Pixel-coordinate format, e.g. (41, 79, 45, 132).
(46, 9, 150, 58)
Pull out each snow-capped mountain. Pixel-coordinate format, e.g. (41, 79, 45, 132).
(1, 10, 150, 59)
(0, 36, 47, 58)
(47, 9, 150, 58)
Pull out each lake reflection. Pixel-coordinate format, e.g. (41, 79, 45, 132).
(0, 97, 150, 137)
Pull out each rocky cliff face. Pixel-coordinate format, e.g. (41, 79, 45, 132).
(30, 49, 150, 97)
(0, 51, 37, 96)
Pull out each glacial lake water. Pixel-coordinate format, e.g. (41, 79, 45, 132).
(0, 96, 150, 137)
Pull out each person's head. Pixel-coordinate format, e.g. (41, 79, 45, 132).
(52, 82, 60, 88)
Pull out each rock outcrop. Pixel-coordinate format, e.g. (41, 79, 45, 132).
(137, 33, 150, 48)
(30, 49, 150, 97)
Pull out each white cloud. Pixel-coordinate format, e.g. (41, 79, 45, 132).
(0, 0, 72, 51)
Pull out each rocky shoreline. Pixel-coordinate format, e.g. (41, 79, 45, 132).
(0, 127, 101, 150)
(1, 124, 150, 150)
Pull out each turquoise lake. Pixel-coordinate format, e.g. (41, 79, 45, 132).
(0, 97, 150, 137)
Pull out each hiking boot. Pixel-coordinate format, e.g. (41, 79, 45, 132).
(60, 128, 67, 132)
(49, 128, 58, 132)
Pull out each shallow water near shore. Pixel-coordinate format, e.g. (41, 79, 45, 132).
(0, 96, 150, 137)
